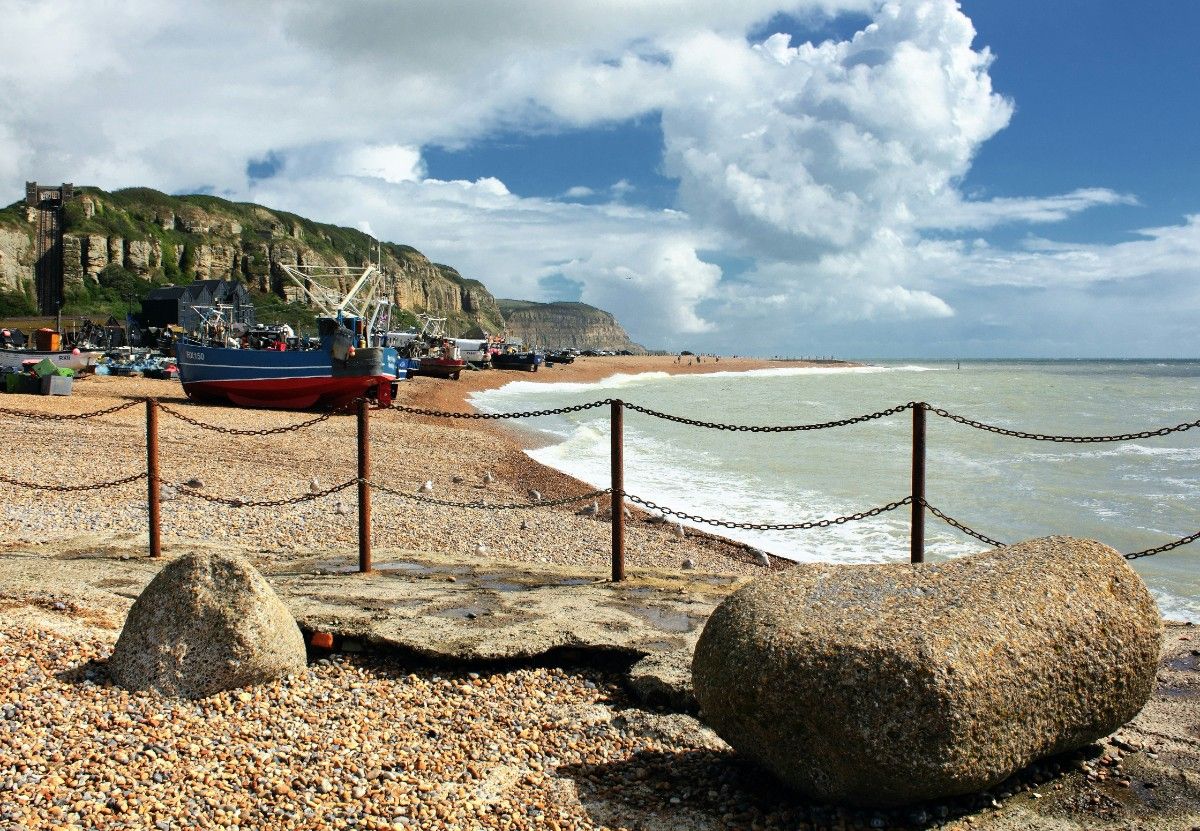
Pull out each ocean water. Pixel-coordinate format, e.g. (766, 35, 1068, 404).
(471, 361, 1200, 621)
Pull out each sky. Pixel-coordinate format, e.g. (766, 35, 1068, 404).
(2, 0, 1198, 358)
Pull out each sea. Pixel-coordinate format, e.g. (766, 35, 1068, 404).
(470, 360, 1200, 622)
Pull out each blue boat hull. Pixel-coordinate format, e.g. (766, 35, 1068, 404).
(176, 340, 404, 409)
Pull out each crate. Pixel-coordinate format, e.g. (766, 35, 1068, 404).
(40, 375, 73, 396)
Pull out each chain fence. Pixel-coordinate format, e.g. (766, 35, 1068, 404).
(0, 470, 147, 492)
(0, 394, 1195, 563)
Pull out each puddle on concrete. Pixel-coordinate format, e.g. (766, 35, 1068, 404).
(1165, 653, 1200, 672)
(640, 639, 678, 652)
(478, 578, 528, 592)
(1158, 683, 1200, 699)
(626, 605, 699, 633)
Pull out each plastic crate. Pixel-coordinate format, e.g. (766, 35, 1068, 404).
(40, 375, 73, 396)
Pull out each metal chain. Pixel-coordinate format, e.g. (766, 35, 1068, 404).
(621, 401, 917, 432)
(920, 498, 1199, 559)
(389, 399, 613, 420)
(156, 402, 338, 435)
(0, 470, 147, 492)
(169, 477, 359, 507)
(0, 399, 142, 421)
(924, 403, 1200, 443)
(1124, 529, 1200, 560)
(369, 479, 611, 510)
(623, 492, 912, 531)
(920, 499, 1005, 547)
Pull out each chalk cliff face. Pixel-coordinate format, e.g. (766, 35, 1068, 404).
(0, 187, 508, 334)
(497, 300, 645, 353)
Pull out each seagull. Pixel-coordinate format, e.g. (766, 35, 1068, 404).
(335, 500, 347, 516)
(646, 512, 667, 524)
(527, 489, 541, 502)
(681, 558, 696, 571)
(675, 522, 686, 539)
(418, 480, 434, 494)
(578, 499, 599, 516)
(622, 506, 632, 520)
(184, 477, 204, 489)
(750, 547, 771, 568)
(451, 474, 464, 484)
(483, 470, 496, 484)
(475, 542, 489, 557)
(309, 476, 321, 494)
(519, 519, 529, 531)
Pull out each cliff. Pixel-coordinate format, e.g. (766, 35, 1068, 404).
(497, 300, 646, 353)
(0, 187, 507, 335)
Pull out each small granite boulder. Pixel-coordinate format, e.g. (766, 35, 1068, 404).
(692, 536, 1162, 807)
(109, 551, 307, 698)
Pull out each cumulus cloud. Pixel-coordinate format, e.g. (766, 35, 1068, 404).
(0, 0, 1193, 355)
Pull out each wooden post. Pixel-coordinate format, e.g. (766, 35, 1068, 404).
(145, 398, 161, 558)
(911, 402, 926, 564)
(610, 399, 625, 582)
(357, 399, 372, 573)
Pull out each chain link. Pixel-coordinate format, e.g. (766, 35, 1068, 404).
(369, 479, 611, 510)
(0, 399, 142, 421)
(623, 492, 912, 531)
(920, 499, 1005, 547)
(156, 402, 340, 435)
(0, 470, 147, 492)
(389, 399, 613, 420)
(924, 403, 1200, 443)
(169, 477, 359, 507)
(1124, 529, 1200, 560)
(621, 401, 917, 432)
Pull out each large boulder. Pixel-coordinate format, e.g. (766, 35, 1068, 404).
(109, 552, 307, 698)
(692, 536, 1162, 807)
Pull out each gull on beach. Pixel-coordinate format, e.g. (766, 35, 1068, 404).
(184, 477, 204, 489)
(578, 499, 600, 516)
(646, 512, 667, 524)
(475, 542, 489, 556)
(309, 476, 321, 493)
(681, 558, 696, 570)
(483, 470, 496, 484)
(451, 474, 464, 484)
(675, 522, 686, 539)
(335, 500, 347, 515)
(418, 480, 434, 494)
(519, 519, 529, 531)
(527, 489, 541, 502)
(751, 547, 771, 568)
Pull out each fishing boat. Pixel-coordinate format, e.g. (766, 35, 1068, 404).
(174, 261, 408, 409)
(394, 316, 467, 381)
(0, 328, 100, 373)
(488, 336, 544, 372)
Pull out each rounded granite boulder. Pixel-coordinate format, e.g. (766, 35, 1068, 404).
(691, 536, 1162, 807)
(109, 551, 307, 699)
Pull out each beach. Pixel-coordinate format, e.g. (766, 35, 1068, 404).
(2, 357, 1199, 830)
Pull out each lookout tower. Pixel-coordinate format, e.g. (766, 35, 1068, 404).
(25, 181, 74, 315)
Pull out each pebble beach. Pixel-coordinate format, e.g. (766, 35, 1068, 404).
(2, 356, 1198, 830)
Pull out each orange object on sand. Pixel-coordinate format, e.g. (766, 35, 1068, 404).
(310, 631, 334, 649)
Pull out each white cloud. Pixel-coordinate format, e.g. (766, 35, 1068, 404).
(1, 0, 1195, 355)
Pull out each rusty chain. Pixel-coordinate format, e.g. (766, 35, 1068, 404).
(168, 477, 359, 507)
(623, 492, 912, 531)
(923, 403, 1200, 443)
(1124, 530, 1200, 560)
(920, 499, 1004, 547)
(0, 399, 142, 421)
(156, 401, 339, 435)
(390, 399, 613, 420)
(0, 471, 147, 492)
(621, 401, 917, 431)
(369, 479, 611, 510)
(920, 498, 1199, 559)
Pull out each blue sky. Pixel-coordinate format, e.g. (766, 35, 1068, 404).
(3, 1, 1198, 358)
